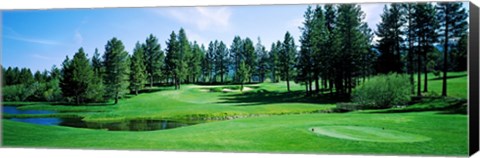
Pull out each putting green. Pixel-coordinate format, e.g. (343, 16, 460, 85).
(310, 126, 431, 143)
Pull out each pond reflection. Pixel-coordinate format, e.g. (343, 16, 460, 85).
(3, 105, 197, 131)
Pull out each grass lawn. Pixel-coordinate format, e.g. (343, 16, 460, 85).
(2, 71, 469, 156)
(2, 112, 467, 156)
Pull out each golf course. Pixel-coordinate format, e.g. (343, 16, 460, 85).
(1, 2, 471, 156)
(2, 72, 469, 156)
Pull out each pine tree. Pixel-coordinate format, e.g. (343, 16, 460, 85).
(200, 44, 210, 82)
(279, 31, 297, 92)
(243, 38, 256, 83)
(375, 4, 406, 74)
(60, 56, 73, 101)
(177, 28, 191, 85)
(268, 42, 281, 83)
(143, 34, 163, 87)
(298, 5, 315, 95)
(255, 37, 269, 83)
(190, 41, 204, 83)
(205, 41, 216, 83)
(333, 4, 370, 95)
(311, 5, 330, 93)
(414, 3, 439, 95)
(215, 41, 229, 83)
(230, 36, 243, 82)
(324, 4, 337, 94)
(103, 38, 130, 104)
(436, 2, 468, 97)
(130, 42, 147, 95)
(402, 3, 417, 95)
(165, 31, 186, 89)
(88, 48, 106, 102)
(60, 48, 94, 105)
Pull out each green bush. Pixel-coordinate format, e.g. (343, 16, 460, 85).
(3, 80, 63, 102)
(352, 73, 412, 109)
(2, 84, 35, 101)
(209, 87, 223, 92)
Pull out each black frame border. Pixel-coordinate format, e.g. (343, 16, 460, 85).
(469, 1, 479, 156)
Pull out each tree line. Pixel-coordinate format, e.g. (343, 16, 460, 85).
(295, 2, 467, 97)
(1, 2, 468, 104)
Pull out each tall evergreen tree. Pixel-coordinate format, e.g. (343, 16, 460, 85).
(311, 5, 330, 93)
(255, 37, 269, 83)
(190, 41, 204, 83)
(230, 36, 243, 82)
(89, 48, 106, 102)
(279, 31, 297, 92)
(243, 38, 256, 83)
(130, 42, 147, 95)
(402, 3, 417, 95)
(298, 5, 315, 95)
(165, 31, 186, 89)
(375, 4, 406, 74)
(199, 44, 210, 82)
(103, 38, 130, 104)
(268, 42, 281, 83)
(60, 48, 94, 105)
(203, 41, 215, 83)
(215, 41, 229, 83)
(143, 34, 163, 87)
(60, 56, 73, 102)
(178, 28, 191, 84)
(324, 4, 337, 94)
(414, 3, 439, 95)
(333, 4, 370, 95)
(436, 2, 468, 97)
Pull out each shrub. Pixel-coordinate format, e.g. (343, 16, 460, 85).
(2, 84, 35, 101)
(209, 87, 223, 92)
(352, 73, 412, 109)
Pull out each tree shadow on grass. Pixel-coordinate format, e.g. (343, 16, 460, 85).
(367, 98, 467, 114)
(429, 74, 467, 81)
(217, 89, 340, 106)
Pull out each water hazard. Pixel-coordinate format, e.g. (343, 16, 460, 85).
(3, 105, 197, 131)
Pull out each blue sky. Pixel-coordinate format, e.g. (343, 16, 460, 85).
(1, 2, 468, 72)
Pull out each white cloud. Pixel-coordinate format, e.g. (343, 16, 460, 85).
(151, 6, 232, 32)
(5, 35, 61, 45)
(74, 29, 83, 45)
(31, 54, 52, 60)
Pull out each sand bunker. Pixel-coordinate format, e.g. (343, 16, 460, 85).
(310, 126, 430, 143)
(222, 87, 253, 92)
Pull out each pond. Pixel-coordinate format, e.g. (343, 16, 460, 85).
(2, 105, 62, 125)
(2, 105, 197, 131)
